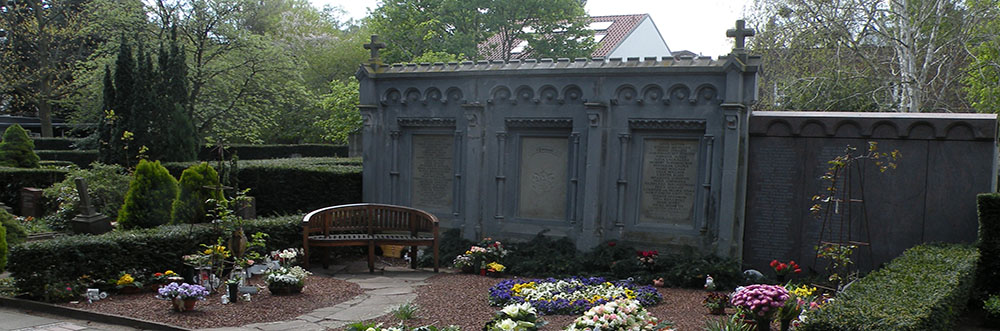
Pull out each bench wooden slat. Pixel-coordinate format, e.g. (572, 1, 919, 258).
(302, 203, 439, 273)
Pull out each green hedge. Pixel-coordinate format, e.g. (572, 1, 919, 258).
(978, 193, 1000, 294)
(7, 215, 301, 299)
(31, 138, 80, 150)
(0, 167, 68, 215)
(163, 157, 362, 215)
(34, 150, 99, 168)
(198, 144, 347, 160)
(801, 244, 979, 331)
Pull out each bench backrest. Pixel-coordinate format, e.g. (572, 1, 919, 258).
(303, 203, 439, 236)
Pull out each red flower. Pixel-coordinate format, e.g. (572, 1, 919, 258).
(608, 241, 616, 247)
(770, 260, 779, 268)
(794, 268, 802, 274)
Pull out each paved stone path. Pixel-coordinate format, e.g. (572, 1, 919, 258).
(0, 307, 133, 331)
(200, 263, 437, 331)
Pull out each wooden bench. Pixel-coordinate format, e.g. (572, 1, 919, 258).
(302, 203, 439, 273)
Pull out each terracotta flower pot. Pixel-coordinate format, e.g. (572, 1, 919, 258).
(184, 299, 197, 311)
(709, 305, 726, 315)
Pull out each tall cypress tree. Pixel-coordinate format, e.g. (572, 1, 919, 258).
(158, 25, 197, 162)
(97, 65, 116, 164)
(99, 29, 197, 165)
(98, 38, 135, 166)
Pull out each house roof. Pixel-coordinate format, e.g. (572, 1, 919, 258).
(478, 14, 652, 60)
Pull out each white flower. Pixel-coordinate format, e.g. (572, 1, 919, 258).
(496, 318, 518, 331)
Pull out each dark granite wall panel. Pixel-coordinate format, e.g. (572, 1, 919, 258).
(745, 112, 997, 273)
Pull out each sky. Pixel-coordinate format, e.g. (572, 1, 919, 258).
(308, 0, 756, 57)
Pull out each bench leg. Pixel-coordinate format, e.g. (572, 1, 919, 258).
(410, 246, 418, 269)
(303, 244, 310, 269)
(433, 240, 439, 273)
(368, 241, 375, 273)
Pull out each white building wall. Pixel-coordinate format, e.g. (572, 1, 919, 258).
(608, 17, 671, 58)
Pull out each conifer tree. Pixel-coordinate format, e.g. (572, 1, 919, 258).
(118, 159, 179, 229)
(0, 124, 40, 168)
(171, 162, 223, 224)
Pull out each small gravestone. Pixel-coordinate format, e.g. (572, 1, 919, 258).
(70, 178, 112, 234)
(19, 187, 43, 218)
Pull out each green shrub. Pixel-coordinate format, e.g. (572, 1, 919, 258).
(0, 167, 68, 215)
(118, 160, 179, 229)
(31, 137, 81, 150)
(39, 160, 76, 168)
(0, 124, 40, 168)
(7, 215, 300, 299)
(198, 144, 347, 161)
(506, 233, 583, 277)
(171, 162, 223, 224)
(0, 209, 27, 247)
(0, 220, 7, 272)
(42, 163, 130, 231)
(801, 244, 979, 331)
(978, 193, 1000, 294)
(34, 150, 99, 168)
(985, 295, 1000, 319)
(163, 157, 361, 215)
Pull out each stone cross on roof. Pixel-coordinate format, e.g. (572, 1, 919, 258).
(726, 19, 755, 51)
(364, 35, 386, 63)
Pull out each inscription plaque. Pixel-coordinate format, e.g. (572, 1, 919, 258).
(745, 140, 799, 263)
(518, 137, 568, 220)
(639, 139, 699, 226)
(411, 134, 454, 210)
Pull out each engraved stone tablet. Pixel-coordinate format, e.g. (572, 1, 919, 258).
(639, 139, 699, 226)
(411, 134, 454, 210)
(518, 137, 568, 220)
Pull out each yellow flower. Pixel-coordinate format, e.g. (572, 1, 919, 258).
(486, 262, 505, 272)
(116, 274, 134, 286)
(164, 270, 176, 276)
(792, 285, 817, 297)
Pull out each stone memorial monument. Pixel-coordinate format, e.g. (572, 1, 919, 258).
(70, 178, 112, 234)
(357, 22, 761, 257)
(355, 21, 998, 266)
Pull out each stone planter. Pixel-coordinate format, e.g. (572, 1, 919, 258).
(267, 283, 303, 295)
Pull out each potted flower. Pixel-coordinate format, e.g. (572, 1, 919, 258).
(157, 282, 209, 312)
(452, 254, 476, 273)
(114, 272, 143, 294)
(485, 262, 506, 277)
(148, 270, 178, 289)
(265, 266, 311, 294)
(704, 291, 729, 315)
(769, 260, 801, 282)
(730, 284, 790, 331)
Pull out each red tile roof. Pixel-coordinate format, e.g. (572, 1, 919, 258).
(478, 14, 650, 60)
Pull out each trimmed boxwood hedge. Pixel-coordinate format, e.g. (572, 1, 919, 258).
(163, 157, 362, 215)
(7, 215, 301, 299)
(0, 167, 68, 215)
(801, 244, 979, 331)
(978, 193, 1000, 294)
(34, 150, 99, 168)
(31, 138, 80, 150)
(198, 144, 347, 160)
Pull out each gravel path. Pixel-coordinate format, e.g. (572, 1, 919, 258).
(60, 276, 363, 329)
(343, 273, 731, 331)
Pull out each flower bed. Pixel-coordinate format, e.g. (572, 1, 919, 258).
(489, 277, 661, 315)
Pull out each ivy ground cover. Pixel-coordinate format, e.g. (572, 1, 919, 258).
(489, 276, 661, 315)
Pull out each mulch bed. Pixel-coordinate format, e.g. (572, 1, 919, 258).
(341, 273, 731, 331)
(59, 276, 363, 329)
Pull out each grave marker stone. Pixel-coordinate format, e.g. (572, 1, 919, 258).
(411, 134, 454, 211)
(19, 187, 43, 218)
(639, 139, 699, 226)
(70, 178, 112, 234)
